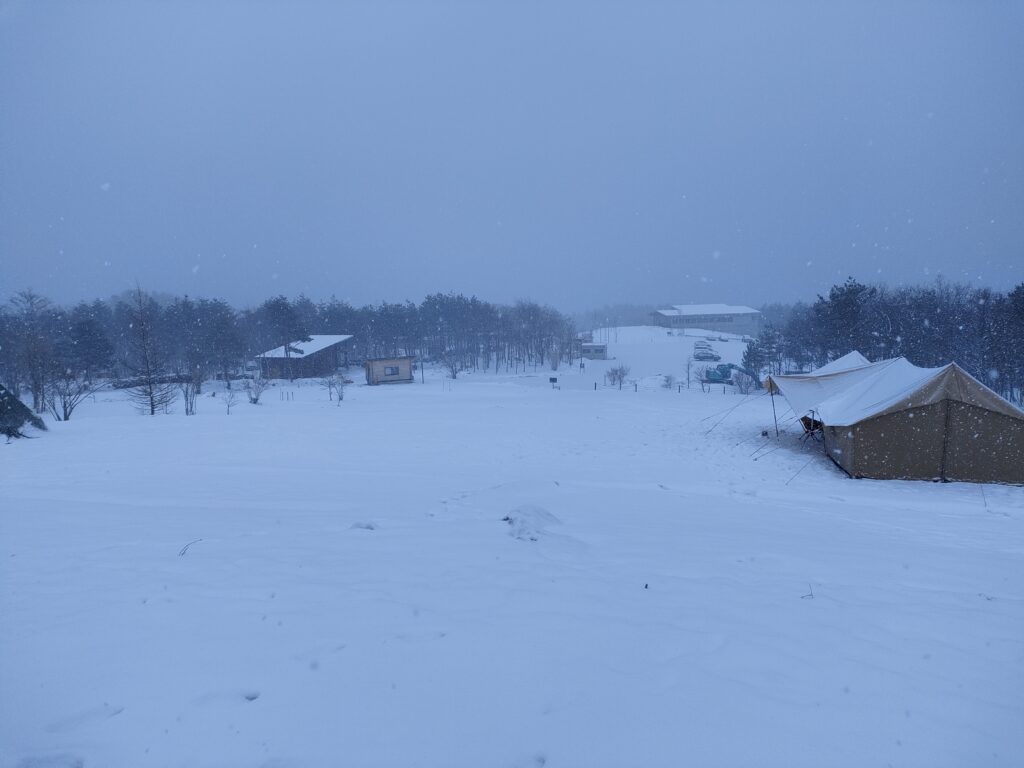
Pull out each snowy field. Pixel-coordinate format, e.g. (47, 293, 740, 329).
(2, 333, 1023, 768)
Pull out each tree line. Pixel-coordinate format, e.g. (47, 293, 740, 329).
(0, 288, 576, 419)
(742, 277, 1024, 404)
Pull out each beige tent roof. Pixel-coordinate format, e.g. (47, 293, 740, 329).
(766, 356, 895, 419)
(809, 351, 870, 375)
(770, 355, 1024, 427)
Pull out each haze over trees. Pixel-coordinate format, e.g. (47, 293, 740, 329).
(743, 278, 1024, 404)
(0, 288, 578, 413)
(2, 277, 1022, 418)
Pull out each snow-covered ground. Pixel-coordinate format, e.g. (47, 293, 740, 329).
(2, 332, 1022, 767)
(583, 325, 748, 388)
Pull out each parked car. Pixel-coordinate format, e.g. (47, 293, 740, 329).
(694, 350, 721, 361)
(694, 341, 712, 350)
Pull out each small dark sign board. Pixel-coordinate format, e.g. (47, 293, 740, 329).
(549, 377, 558, 384)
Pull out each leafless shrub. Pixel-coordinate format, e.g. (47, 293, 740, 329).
(179, 373, 202, 415)
(46, 369, 101, 421)
(606, 365, 631, 390)
(693, 365, 709, 391)
(549, 343, 561, 371)
(245, 374, 269, 405)
(320, 374, 345, 404)
(734, 371, 757, 394)
(441, 352, 460, 379)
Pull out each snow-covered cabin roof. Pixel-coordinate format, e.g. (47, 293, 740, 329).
(260, 335, 353, 359)
(656, 304, 760, 317)
(769, 355, 1024, 427)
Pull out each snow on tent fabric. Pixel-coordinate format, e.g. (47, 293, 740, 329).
(768, 355, 1024, 484)
(805, 350, 870, 376)
(764, 354, 889, 420)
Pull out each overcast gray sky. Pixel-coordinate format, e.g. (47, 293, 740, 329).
(1, 1, 1021, 311)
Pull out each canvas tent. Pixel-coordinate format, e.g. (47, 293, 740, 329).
(767, 355, 1024, 484)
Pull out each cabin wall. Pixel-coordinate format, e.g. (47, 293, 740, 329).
(365, 358, 414, 385)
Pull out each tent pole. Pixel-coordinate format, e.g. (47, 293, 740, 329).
(770, 386, 779, 437)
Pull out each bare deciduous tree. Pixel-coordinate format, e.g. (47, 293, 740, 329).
(11, 290, 54, 413)
(179, 372, 202, 415)
(125, 287, 176, 416)
(733, 371, 757, 395)
(549, 343, 561, 371)
(694, 365, 710, 392)
(319, 374, 344, 403)
(46, 368, 101, 421)
(224, 388, 239, 415)
(245, 374, 268, 404)
(440, 352, 460, 380)
(606, 365, 630, 390)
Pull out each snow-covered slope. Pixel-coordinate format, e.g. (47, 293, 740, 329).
(551, 325, 749, 391)
(1, 365, 1021, 768)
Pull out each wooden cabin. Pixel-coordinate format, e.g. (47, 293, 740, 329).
(364, 356, 416, 385)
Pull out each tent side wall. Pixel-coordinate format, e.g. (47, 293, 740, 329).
(823, 426, 857, 476)
(945, 402, 1024, 484)
(840, 403, 948, 480)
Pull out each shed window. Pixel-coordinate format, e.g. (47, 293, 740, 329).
(384, 366, 399, 376)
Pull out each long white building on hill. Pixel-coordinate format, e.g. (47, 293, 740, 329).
(652, 303, 762, 335)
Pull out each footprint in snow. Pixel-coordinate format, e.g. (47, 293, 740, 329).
(506, 753, 547, 768)
(191, 690, 260, 706)
(16, 756, 84, 768)
(503, 504, 561, 542)
(45, 703, 124, 734)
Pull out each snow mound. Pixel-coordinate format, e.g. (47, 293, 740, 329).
(503, 504, 561, 541)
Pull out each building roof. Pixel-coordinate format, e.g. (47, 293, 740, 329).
(655, 304, 760, 317)
(260, 335, 353, 359)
